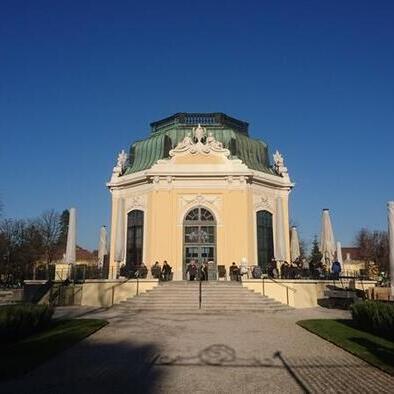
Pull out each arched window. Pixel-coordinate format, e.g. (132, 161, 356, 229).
(126, 210, 144, 268)
(185, 207, 214, 222)
(256, 210, 274, 273)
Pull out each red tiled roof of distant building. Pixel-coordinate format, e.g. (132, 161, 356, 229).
(75, 246, 96, 261)
(341, 247, 362, 260)
(50, 245, 96, 262)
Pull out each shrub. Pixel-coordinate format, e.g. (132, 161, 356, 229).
(351, 300, 394, 340)
(0, 304, 54, 342)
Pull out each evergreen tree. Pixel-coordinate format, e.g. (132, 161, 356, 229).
(309, 236, 322, 266)
(57, 209, 69, 249)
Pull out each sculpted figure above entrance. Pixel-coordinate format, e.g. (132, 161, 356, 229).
(169, 123, 231, 158)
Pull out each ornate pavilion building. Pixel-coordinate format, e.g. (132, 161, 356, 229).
(107, 113, 294, 280)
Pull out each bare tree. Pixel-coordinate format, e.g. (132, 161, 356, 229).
(37, 210, 62, 265)
(355, 228, 389, 272)
(0, 218, 43, 281)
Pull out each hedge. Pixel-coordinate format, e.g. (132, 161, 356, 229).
(0, 304, 54, 342)
(351, 300, 394, 341)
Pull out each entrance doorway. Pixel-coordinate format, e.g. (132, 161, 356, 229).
(183, 207, 216, 280)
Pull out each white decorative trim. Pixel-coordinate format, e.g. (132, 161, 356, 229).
(181, 194, 220, 208)
(254, 194, 274, 213)
(178, 194, 222, 225)
(169, 124, 230, 157)
(125, 194, 147, 211)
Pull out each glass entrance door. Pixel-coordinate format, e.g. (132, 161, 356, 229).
(184, 246, 216, 280)
(183, 207, 216, 280)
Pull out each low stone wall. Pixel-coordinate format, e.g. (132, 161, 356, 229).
(242, 279, 377, 308)
(0, 289, 24, 304)
(80, 279, 159, 307)
(366, 286, 392, 301)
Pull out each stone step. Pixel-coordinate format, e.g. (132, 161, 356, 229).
(120, 298, 286, 307)
(133, 298, 274, 304)
(143, 290, 260, 296)
(114, 281, 293, 312)
(138, 292, 265, 298)
(139, 296, 266, 301)
(147, 287, 246, 290)
(122, 301, 283, 307)
(116, 306, 291, 312)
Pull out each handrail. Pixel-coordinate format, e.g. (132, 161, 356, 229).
(262, 277, 296, 306)
(262, 277, 297, 292)
(199, 279, 202, 309)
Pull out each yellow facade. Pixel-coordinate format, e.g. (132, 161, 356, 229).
(107, 128, 293, 280)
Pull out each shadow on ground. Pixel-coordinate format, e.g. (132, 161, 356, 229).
(156, 343, 394, 393)
(0, 341, 162, 394)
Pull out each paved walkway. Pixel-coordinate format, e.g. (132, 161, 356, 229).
(2, 306, 393, 393)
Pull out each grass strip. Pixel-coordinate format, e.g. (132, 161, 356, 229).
(297, 319, 394, 376)
(1, 318, 108, 381)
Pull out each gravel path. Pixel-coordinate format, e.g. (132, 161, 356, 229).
(2, 306, 393, 393)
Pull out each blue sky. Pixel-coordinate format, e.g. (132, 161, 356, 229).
(1, 0, 393, 251)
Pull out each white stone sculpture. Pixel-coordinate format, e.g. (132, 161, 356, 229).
(169, 132, 194, 155)
(169, 125, 230, 157)
(194, 123, 205, 142)
(273, 150, 288, 177)
(113, 149, 128, 176)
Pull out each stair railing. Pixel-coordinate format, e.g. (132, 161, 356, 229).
(199, 278, 202, 309)
(262, 277, 296, 305)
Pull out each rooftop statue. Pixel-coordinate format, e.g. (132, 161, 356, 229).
(193, 123, 206, 142)
(113, 149, 129, 176)
(273, 150, 288, 177)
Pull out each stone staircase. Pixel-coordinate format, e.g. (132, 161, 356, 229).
(115, 281, 293, 313)
(0, 291, 14, 305)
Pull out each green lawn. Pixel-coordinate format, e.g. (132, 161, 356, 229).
(297, 319, 394, 376)
(1, 318, 108, 381)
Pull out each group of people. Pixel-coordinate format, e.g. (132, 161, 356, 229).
(229, 262, 252, 281)
(228, 257, 343, 281)
(186, 260, 209, 281)
(151, 261, 172, 281)
(268, 258, 342, 280)
(120, 258, 343, 281)
(119, 261, 172, 280)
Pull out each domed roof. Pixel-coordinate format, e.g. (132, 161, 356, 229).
(124, 113, 276, 175)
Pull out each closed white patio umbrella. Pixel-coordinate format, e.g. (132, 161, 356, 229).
(388, 201, 394, 297)
(336, 241, 343, 268)
(65, 208, 76, 265)
(319, 209, 336, 268)
(97, 225, 108, 269)
(290, 226, 300, 263)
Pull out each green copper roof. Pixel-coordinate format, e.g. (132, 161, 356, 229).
(124, 113, 276, 175)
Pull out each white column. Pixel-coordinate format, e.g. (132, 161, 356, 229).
(275, 197, 286, 262)
(388, 201, 394, 297)
(65, 208, 76, 265)
(114, 198, 125, 278)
